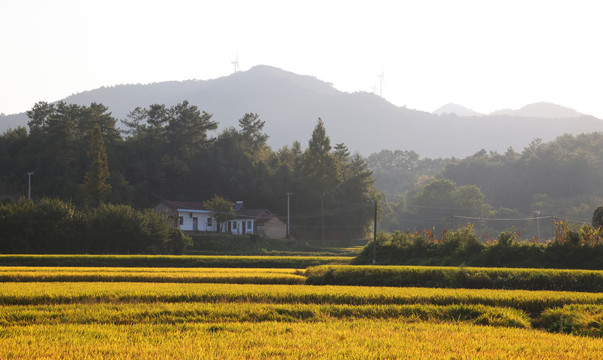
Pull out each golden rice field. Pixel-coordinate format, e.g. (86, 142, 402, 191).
(1, 266, 602, 359)
(0, 266, 306, 284)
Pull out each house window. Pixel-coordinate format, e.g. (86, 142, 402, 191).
(232, 222, 237, 230)
(247, 221, 252, 229)
(178, 216, 184, 225)
(207, 218, 213, 227)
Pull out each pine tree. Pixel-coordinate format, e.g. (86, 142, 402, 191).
(81, 124, 111, 207)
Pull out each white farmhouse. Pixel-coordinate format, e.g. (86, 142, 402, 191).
(155, 199, 287, 239)
(154, 200, 217, 232)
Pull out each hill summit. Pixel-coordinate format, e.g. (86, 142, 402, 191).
(2, 66, 602, 158)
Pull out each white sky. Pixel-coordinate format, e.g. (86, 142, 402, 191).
(1, 0, 603, 118)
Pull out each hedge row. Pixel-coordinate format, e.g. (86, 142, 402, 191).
(305, 265, 603, 292)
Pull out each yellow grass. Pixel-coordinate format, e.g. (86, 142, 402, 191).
(0, 321, 602, 359)
(0, 266, 305, 284)
(2, 267, 603, 359)
(2, 282, 602, 314)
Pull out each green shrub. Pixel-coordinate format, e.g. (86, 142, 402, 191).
(592, 206, 603, 229)
(85, 204, 172, 254)
(305, 265, 603, 292)
(497, 228, 519, 246)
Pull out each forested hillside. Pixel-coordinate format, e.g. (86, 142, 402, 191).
(3, 66, 603, 158)
(0, 101, 378, 243)
(373, 133, 603, 241)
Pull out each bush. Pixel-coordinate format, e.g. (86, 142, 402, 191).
(85, 204, 171, 254)
(497, 228, 519, 246)
(0, 198, 180, 254)
(592, 206, 603, 229)
(305, 265, 603, 292)
(353, 224, 603, 269)
(0, 198, 83, 253)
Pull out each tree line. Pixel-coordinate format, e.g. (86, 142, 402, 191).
(369, 133, 603, 239)
(0, 101, 378, 243)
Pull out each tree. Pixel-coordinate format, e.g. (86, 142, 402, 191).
(203, 195, 235, 233)
(238, 113, 268, 149)
(300, 119, 343, 244)
(301, 119, 342, 197)
(81, 124, 111, 207)
(593, 206, 603, 229)
(165, 101, 217, 159)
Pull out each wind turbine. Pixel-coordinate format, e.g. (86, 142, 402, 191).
(377, 70, 384, 97)
(231, 51, 241, 73)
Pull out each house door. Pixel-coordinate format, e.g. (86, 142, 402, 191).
(242, 221, 246, 234)
(228, 221, 232, 233)
(193, 217, 198, 232)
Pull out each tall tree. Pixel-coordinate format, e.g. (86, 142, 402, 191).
(203, 195, 235, 233)
(238, 113, 268, 150)
(165, 100, 217, 159)
(301, 119, 342, 244)
(81, 124, 111, 207)
(301, 119, 342, 197)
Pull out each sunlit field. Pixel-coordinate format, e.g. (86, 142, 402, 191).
(1, 265, 602, 359)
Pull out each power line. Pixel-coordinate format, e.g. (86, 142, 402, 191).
(452, 215, 553, 221)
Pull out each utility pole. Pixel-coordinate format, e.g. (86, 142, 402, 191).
(373, 200, 377, 265)
(286, 192, 292, 239)
(534, 210, 541, 243)
(321, 196, 325, 246)
(27, 172, 34, 199)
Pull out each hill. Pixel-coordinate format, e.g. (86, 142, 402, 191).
(2, 65, 602, 158)
(491, 102, 583, 118)
(433, 103, 482, 117)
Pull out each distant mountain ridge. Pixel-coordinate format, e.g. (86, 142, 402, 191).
(433, 103, 483, 117)
(490, 102, 583, 118)
(2, 65, 603, 158)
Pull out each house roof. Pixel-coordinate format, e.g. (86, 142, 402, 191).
(236, 208, 272, 219)
(254, 213, 283, 224)
(159, 200, 209, 212)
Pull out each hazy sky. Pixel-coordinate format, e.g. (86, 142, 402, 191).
(2, 0, 603, 119)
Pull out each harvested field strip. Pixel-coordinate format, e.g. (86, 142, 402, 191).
(1, 321, 602, 359)
(306, 265, 603, 292)
(0, 302, 531, 328)
(2, 282, 603, 315)
(0, 267, 305, 284)
(0, 254, 352, 268)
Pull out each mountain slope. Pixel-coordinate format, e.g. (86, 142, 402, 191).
(433, 103, 482, 117)
(2, 65, 602, 158)
(491, 102, 582, 118)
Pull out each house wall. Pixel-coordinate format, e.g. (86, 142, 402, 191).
(227, 219, 254, 235)
(177, 211, 217, 232)
(258, 217, 287, 239)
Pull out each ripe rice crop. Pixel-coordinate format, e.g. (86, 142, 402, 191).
(0, 321, 601, 359)
(2, 269, 603, 359)
(305, 265, 603, 292)
(536, 304, 603, 337)
(0, 266, 305, 284)
(2, 282, 603, 315)
(0, 254, 352, 268)
(0, 302, 531, 328)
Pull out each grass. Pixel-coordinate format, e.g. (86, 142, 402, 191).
(0, 302, 531, 328)
(0, 321, 602, 359)
(2, 282, 603, 315)
(0, 254, 353, 268)
(305, 264, 603, 291)
(0, 266, 306, 284)
(2, 264, 603, 358)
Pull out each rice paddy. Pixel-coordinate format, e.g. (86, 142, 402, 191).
(1, 259, 602, 359)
